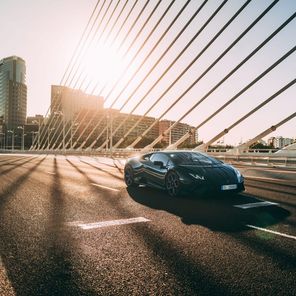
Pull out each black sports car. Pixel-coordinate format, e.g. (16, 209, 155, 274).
(124, 151, 244, 197)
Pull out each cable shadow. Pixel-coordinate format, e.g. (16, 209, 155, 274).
(29, 156, 89, 296)
(0, 156, 23, 164)
(0, 156, 47, 295)
(66, 159, 234, 295)
(66, 159, 292, 294)
(127, 187, 290, 232)
(227, 228, 296, 270)
(111, 157, 124, 173)
(65, 158, 127, 293)
(0, 156, 46, 208)
(0, 156, 96, 296)
(79, 159, 123, 181)
(0, 156, 38, 175)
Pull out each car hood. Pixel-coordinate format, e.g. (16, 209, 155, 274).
(178, 164, 238, 185)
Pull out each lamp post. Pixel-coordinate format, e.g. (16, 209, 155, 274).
(70, 122, 78, 149)
(106, 114, 109, 152)
(0, 132, 5, 149)
(47, 128, 55, 150)
(17, 126, 24, 151)
(105, 110, 113, 155)
(31, 131, 38, 147)
(7, 130, 14, 151)
(54, 111, 65, 152)
(110, 111, 113, 156)
(32, 120, 41, 150)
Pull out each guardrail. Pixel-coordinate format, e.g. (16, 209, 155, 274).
(1, 148, 296, 168)
(207, 152, 296, 168)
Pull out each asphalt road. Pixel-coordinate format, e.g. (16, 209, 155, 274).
(0, 154, 295, 296)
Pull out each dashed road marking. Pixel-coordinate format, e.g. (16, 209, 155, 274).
(66, 217, 150, 230)
(234, 201, 278, 209)
(47, 172, 56, 175)
(91, 183, 120, 192)
(246, 224, 296, 241)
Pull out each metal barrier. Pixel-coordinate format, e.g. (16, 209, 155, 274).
(1, 148, 296, 169)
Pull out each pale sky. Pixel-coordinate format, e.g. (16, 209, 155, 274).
(0, 0, 295, 145)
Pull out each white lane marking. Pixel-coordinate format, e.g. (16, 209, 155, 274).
(47, 172, 56, 175)
(91, 183, 120, 192)
(67, 217, 150, 230)
(234, 201, 278, 209)
(246, 224, 296, 241)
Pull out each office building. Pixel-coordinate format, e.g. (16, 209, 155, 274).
(159, 120, 196, 145)
(269, 136, 294, 149)
(0, 56, 27, 130)
(51, 85, 104, 122)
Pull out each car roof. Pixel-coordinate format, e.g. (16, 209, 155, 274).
(150, 150, 202, 154)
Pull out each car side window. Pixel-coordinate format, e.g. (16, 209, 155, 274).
(150, 153, 169, 166)
(142, 153, 152, 161)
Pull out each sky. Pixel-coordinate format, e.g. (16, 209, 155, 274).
(0, 0, 295, 146)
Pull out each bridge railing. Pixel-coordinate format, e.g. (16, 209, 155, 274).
(1, 148, 296, 169)
(207, 152, 296, 168)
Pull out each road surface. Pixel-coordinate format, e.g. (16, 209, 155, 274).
(0, 154, 295, 296)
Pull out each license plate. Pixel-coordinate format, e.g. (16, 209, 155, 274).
(221, 184, 237, 190)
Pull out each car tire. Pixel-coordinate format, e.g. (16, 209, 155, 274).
(165, 171, 181, 197)
(124, 166, 138, 187)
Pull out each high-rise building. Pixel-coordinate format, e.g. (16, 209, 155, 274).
(159, 120, 196, 145)
(0, 56, 27, 130)
(51, 85, 104, 122)
(270, 136, 294, 149)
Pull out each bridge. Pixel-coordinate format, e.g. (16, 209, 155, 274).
(25, 0, 295, 158)
(0, 1, 296, 295)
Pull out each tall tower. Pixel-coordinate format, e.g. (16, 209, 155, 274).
(0, 56, 27, 130)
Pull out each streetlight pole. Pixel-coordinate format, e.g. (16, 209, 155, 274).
(32, 120, 41, 150)
(18, 126, 24, 151)
(47, 128, 55, 150)
(110, 111, 113, 156)
(70, 122, 78, 149)
(0, 133, 5, 149)
(7, 130, 14, 151)
(63, 116, 65, 152)
(106, 114, 109, 152)
(53, 111, 64, 152)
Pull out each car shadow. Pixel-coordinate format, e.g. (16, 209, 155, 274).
(127, 186, 290, 232)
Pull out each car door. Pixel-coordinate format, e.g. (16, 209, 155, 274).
(145, 153, 169, 187)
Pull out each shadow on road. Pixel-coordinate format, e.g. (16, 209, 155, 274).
(127, 186, 290, 232)
(0, 156, 97, 296)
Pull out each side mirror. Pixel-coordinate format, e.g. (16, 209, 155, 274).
(153, 160, 164, 168)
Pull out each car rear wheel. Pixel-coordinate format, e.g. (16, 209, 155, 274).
(165, 171, 181, 197)
(124, 166, 138, 187)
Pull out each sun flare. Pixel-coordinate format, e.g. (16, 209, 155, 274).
(82, 42, 125, 92)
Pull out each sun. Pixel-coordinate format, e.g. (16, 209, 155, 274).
(82, 42, 125, 93)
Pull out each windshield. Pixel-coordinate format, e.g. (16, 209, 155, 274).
(169, 152, 221, 166)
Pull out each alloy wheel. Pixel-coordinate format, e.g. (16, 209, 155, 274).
(166, 171, 180, 197)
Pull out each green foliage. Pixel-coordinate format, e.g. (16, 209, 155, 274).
(250, 142, 274, 149)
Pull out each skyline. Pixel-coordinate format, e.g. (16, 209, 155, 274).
(0, 0, 295, 146)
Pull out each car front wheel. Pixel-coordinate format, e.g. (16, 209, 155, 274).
(165, 171, 181, 197)
(124, 166, 138, 187)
